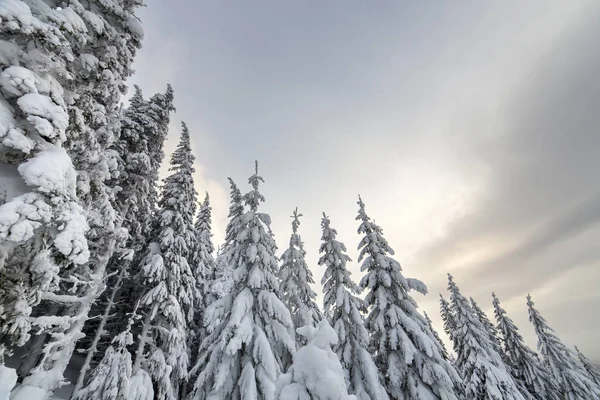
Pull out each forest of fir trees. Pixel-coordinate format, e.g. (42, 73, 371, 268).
(0, 1, 599, 400)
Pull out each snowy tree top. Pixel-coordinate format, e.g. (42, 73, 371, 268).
(245, 161, 265, 212)
(291, 207, 302, 234)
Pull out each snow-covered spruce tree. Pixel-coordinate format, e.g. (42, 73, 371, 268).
(279, 208, 322, 337)
(275, 320, 357, 400)
(439, 294, 456, 346)
(356, 197, 460, 399)
(189, 162, 295, 400)
(471, 297, 503, 354)
(527, 294, 600, 399)
(319, 213, 387, 400)
(575, 346, 600, 386)
(0, 0, 90, 362)
(447, 274, 526, 400)
(76, 84, 175, 391)
(192, 192, 216, 309)
(424, 311, 449, 362)
(131, 122, 199, 400)
(186, 192, 216, 396)
(8, 1, 145, 397)
(72, 306, 140, 400)
(211, 178, 243, 299)
(491, 293, 560, 400)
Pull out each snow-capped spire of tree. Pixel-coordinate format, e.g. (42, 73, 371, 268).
(319, 213, 388, 400)
(447, 274, 526, 400)
(492, 293, 560, 400)
(470, 297, 503, 354)
(73, 305, 141, 400)
(189, 162, 295, 400)
(424, 311, 449, 361)
(275, 320, 357, 400)
(527, 294, 600, 400)
(574, 346, 600, 386)
(356, 196, 460, 400)
(439, 294, 456, 345)
(131, 122, 199, 400)
(279, 208, 322, 336)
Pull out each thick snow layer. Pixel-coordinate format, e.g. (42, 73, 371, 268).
(122, 370, 154, 400)
(126, 16, 144, 40)
(0, 0, 42, 32)
(0, 365, 17, 400)
(0, 192, 51, 243)
(17, 93, 67, 140)
(0, 97, 33, 153)
(18, 146, 77, 197)
(9, 385, 47, 400)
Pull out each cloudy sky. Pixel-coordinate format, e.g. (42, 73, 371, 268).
(129, 1, 600, 361)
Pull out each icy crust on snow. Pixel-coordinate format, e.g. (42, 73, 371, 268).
(0, 365, 17, 400)
(276, 321, 357, 400)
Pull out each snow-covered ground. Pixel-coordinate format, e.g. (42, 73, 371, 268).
(4, 349, 83, 399)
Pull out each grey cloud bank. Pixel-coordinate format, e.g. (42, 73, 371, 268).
(131, 1, 600, 361)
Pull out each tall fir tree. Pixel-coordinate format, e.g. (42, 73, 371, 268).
(575, 346, 600, 386)
(193, 192, 216, 310)
(75, 84, 175, 391)
(527, 294, 600, 400)
(186, 192, 216, 396)
(10, 1, 144, 397)
(211, 178, 243, 299)
(356, 197, 460, 400)
(279, 208, 322, 337)
(319, 213, 388, 400)
(131, 122, 199, 400)
(471, 297, 503, 354)
(0, 0, 90, 363)
(492, 293, 560, 400)
(191, 191, 216, 328)
(106, 83, 175, 327)
(447, 274, 526, 400)
(189, 162, 295, 400)
(424, 311, 450, 361)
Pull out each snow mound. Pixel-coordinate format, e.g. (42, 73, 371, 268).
(0, 365, 17, 400)
(276, 321, 356, 400)
(123, 370, 154, 400)
(9, 384, 46, 400)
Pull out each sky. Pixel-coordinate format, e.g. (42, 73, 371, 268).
(128, 1, 600, 361)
